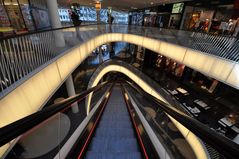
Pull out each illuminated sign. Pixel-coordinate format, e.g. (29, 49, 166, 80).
(95, 2, 101, 10)
(172, 3, 184, 13)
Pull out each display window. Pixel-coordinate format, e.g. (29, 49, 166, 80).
(19, 0, 35, 31)
(2, 0, 37, 33)
(4, 0, 26, 31)
(0, 2, 10, 27)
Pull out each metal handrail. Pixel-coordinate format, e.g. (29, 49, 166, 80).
(0, 81, 110, 147)
(0, 79, 238, 158)
(0, 23, 98, 41)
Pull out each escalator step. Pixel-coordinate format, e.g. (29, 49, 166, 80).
(95, 127, 134, 138)
(98, 121, 132, 128)
(85, 151, 142, 159)
(101, 114, 130, 121)
(100, 116, 130, 123)
(89, 137, 139, 152)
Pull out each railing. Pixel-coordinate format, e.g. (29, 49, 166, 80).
(88, 60, 239, 159)
(0, 24, 238, 96)
(0, 81, 110, 146)
(190, 32, 239, 61)
(1, 80, 239, 159)
(0, 24, 97, 96)
(124, 81, 239, 159)
(0, 81, 112, 158)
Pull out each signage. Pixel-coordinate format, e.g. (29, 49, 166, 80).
(95, 2, 101, 10)
(172, 3, 184, 13)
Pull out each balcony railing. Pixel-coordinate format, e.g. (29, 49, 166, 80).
(0, 24, 238, 96)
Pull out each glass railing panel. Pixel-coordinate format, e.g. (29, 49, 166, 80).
(123, 83, 195, 159)
(123, 83, 233, 159)
(1, 25, 238, 95)
(2, 83, 110, 159)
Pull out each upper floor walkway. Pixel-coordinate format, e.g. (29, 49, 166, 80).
(0, 24, 238, 97)
(0, 24, 238, 126)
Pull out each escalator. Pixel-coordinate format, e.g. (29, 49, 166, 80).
(1, 81, 239, 159)
(85, 85, 142, 159)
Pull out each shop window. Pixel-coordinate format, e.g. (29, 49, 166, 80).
(4, 0, 26, 31)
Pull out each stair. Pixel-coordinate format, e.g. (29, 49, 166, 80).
(85, 86, 142, 159)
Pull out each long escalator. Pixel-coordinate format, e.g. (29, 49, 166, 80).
(85, 85, 142, 159)
(1, 81, 239, 159)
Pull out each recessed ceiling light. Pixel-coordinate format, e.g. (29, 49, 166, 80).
(150, 2, 154, 5)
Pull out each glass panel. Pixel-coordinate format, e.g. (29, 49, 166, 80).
(124, 83, 195, 159)
(3, 82, 111, 159)
(124, 83, 228, 159)
(4, 0, 26, 31)
(18, 0, 35, 31)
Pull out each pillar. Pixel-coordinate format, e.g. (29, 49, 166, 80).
(65, 75, 79, 113)
(108, 7, 112, 24)
(46, 0, 65, 47)
(99, 46, 103, 64)
(96, 10, 100, 24)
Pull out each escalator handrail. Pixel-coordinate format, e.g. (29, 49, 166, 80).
(0, 81, 111, 147)
(124, 81, 239, 159)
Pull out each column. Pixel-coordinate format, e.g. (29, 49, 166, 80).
(66, 75, 79, 113)
(99, 46, 103, 64)
(46, 0, 65, 47)
(96, 10, 100, 24)
(108, 7, 112, 24)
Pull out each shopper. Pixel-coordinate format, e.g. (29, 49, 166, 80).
(233, 18, 239, 37)
(226, 19, 234, 35)
(202, 19, 210, 32)
(71, 11, 81, 26)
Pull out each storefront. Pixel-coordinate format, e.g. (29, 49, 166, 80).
(180, 0, 238, 35)
(0, 0, 12, 36)
(168, 2, 184, 29)
(28, 0, 50, 30)
(2, 0, 35, 32)
(129, 2, 184, 29)
(180, 6, 214, 32)
(0, 0, 51, 36)
(155, 54, 185, 77)
(129, 11, 144, 26)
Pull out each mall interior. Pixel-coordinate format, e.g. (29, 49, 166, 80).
(0, 0, 239, 159)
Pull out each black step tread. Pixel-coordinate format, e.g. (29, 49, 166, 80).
(85, 151, 142, 159)
(95, 127, 134, 138)
(89, 137, 139, 152)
